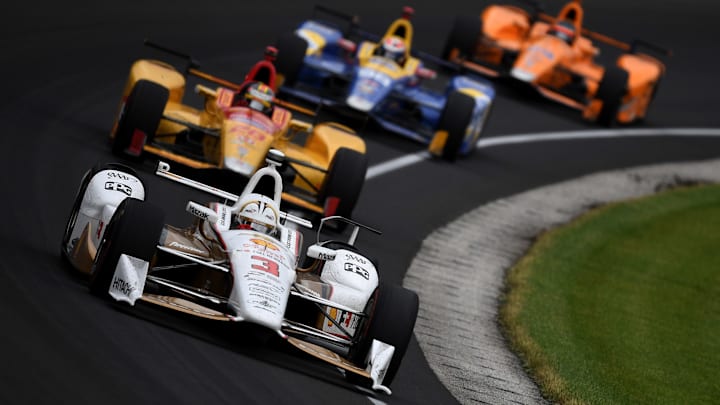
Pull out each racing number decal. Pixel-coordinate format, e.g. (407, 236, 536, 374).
(251, 255, 279, 277)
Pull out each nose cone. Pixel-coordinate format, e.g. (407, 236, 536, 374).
(346, 95, 375, 112)
(512, 39, 566, 85)
(510, 68, 536, 82)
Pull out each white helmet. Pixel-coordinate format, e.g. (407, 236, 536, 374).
(235, 193, 279, 235)
(382, 36, 406, 62)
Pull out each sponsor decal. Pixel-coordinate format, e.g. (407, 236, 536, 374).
(218, 205, 229, 227)
(327, 308, 358, 329)
(105, 171, 137, 182)
(344, 262, 370, 280)
(344, 253, 367, 265)
(358, 67, 392, 87)
(250, 255, 280, 277)
(111, 275, 136, 297)
(528, 45, 555, 60)
(251, 238, 279, 250)
(358, 79, 380, 95)
(104, 181, 133, 196)
(188, 204, 210, 220)
(169, 241, 205, 255)
(217, 88, 234, 107)
(109, 254, 148, 305)
(227, 113, 274, 135)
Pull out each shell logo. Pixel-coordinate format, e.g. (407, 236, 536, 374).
(250, 238, 279, 250)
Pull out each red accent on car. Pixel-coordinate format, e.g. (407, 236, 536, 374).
(402, 6, 414, 19)
(264, 46, 278, 61)
(338, 38, 356, 53)
(324, 197, 340, 216)
(416, 66, 437, 80)
(554, 24, 575, 38)
(128, 129, 146, 156)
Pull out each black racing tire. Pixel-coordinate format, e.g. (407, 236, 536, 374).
(88, 198, 165, 298)
(437, 91, 476, 162)
(442, 16, 481, 61)
(275, 33, 308, 88)
(318, 148, 368, 219)
(112, 79, 169, 159)
(595, 66, 629, 126)
(60, 163, 140, 264)
(348, 283, 419, 387)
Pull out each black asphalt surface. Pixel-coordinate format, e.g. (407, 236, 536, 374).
(3, 0, 720, 404)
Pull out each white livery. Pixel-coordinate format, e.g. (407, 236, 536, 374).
(60, 152, 419, 393)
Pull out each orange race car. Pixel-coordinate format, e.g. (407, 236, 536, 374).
(442, 0, 670, 125)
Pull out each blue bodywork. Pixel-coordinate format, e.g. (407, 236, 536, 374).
(281, 20, 496, 156)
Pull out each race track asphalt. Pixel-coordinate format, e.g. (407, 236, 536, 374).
(2, 0, 720, 404)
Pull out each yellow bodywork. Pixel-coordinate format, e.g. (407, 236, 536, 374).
(356, 42, 420, 80)
(111, 59, 366, 211)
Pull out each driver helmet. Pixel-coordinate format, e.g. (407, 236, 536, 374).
(244, 82, 275, 114)
(381, 36, 406, 63)
(551, 20, 576, 44)
(235, 193, 279, 235)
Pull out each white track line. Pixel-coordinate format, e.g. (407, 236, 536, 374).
(366, 128, 720, 179)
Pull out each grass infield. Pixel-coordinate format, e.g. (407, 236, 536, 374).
(501, 184, 720, 404)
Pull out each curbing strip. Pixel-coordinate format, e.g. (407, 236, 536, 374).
(404, 158, 720, 404)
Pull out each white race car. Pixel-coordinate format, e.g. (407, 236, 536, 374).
(60, 151, 419, 393)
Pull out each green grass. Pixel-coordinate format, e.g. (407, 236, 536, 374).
(501, 184, 720, 404)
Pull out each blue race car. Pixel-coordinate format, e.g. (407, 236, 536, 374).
(276, 6, 496, 161)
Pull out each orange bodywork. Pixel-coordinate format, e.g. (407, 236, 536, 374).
(110, 57, 366, 214)
(447, 0, 667, 124)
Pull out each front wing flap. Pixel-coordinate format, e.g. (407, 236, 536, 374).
(287, 337, 394, 394)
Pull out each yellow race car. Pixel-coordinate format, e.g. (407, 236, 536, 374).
(110, 42, 367, 220)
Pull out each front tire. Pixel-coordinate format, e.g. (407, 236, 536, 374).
(437, 91, 476, 162)
(89, 198, 165, 298)
(596, 66, 629, 126)
(275, 34, 308, 88)
(112, 79, 169, 159)
(348, 283, 419, 387)
(318, 148, 368, 218)
(61, 163, 140, 264)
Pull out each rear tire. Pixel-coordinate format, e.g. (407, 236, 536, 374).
(275, 34, 308, 88)
(112, 79, 169, 159)
(318, 148, 368, 218)
(437, 91, 476, 162)
(61, 163, 140, 263)
(596, 66, 629, 126)
(348, 283, 419, 387)
(89, 198, 165, 298)
(442, 16, 481, 61)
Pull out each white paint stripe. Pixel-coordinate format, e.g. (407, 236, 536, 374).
(477, 127, 720, 147)
(366, 151, 429, 179)
(365, 128, 720, 180)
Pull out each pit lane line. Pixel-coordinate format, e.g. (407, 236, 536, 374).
(365, 128, 720, 179)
